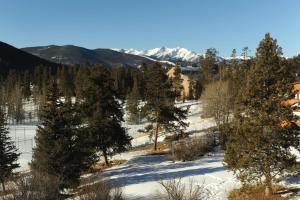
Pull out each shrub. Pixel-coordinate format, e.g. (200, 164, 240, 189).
(228, 184, 288, 200)
(171, 135, 216, 161)
(2, 173, 61, 200)
(155, 178, 209, 200)
(164, 132, 189, 142)
(78, 178, 123, 200)
(87, 159, 127, 173)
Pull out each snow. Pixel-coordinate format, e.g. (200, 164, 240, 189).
(159, 60, 176, 66)
(114, 46, 245, 63)
(85, 149, 239, 200)
(7, 100, 300, 199)
(224, 55, 251, 60)
(115, 47, 203, 62)
(86, 101, 235, 199)
(8, 125, 36, 171)
(291, 147, 300, 162)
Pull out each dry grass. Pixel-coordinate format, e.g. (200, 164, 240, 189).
(155, 178, 209, 200)
(146, 150, 170, 156)
(87, 159, 127, 173)
(131, 141, 171, 153)
(78, 178, 123, 200)
(171, 135, 215, 162)
(0, 189, 14, 197)
(291, 163, 300, 173)
(228, 185, 289, 200)
(1, 173, 61, 200)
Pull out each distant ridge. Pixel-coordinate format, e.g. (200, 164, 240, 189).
(115, 47, 202, 62)
(0, 41, 59, 72)
(22, 45, 155, 67)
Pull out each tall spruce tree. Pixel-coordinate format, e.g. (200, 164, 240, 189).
(126, 75, 141, 124)
(224, 33, 300, 196)
(0, 108, 19, 191)
(31, 81, 95, 189)
(200, 48, 219, 85)
(171, 65, 183, 101)
(188, 80, 194, 100)
(58, 66, 74, 100)
(82, 66, 131, 166)
(144, 63, 188, 151)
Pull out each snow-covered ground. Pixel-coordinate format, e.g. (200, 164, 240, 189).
(8, 100, 300, 199)
(10, 100, 214, 170)
(124, 101, 216, 148)
(8, 125, 36, 170)
(81, 101, 237, 199)
(86, 149, 239, 200)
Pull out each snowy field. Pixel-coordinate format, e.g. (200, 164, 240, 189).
(10, 101, 215, 170)
(86, 149, 239, 200)
(83, 101, 239, 199)
(7, 100, 300, 199)
(8, 125, 37, 170)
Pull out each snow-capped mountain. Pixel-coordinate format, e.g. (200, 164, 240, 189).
(114, 47, 253, 63)
(115, 47, 203, 63)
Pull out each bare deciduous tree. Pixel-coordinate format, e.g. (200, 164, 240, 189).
(201, 80, 233, 130)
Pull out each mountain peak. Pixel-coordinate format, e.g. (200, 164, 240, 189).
(115, 47, 202, 62)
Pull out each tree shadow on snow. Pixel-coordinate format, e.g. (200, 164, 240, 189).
(98, 153, 225, 187)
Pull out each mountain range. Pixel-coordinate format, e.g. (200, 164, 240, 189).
(115, 47, 202, 63)
(0, 41, 59, 72)
(22, 45, 154, 67)
(21, 45, 214, 66)
(0, 41, 251, 72)
(21, 45, 208, 67)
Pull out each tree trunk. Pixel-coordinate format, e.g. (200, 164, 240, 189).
(153, 122, 159, 151)
(103, 149, 110, 166)
(1, 181, 5, 192)
(265, 184, 273, 197)
(264, 172, 273, 196)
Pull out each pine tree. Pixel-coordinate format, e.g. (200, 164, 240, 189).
(220, 49, 249, 110)
(188, 80, 194, 100)
(82, 66, 131, 166)
(194, 80, 203, 99)
(171, 65, 183, 101)
(241, 46, 249, 60)
(31, 81, 95, 189)
(224, 33, 299, 196)
(200, 48, 219, 85)
(74, 66, 89, 100)
(144, 63, 188, 151)
(126, 75, 141, 124)
(0, 108, 19, 191)
(58, 66, 74, 100)
(110, 67, 127, 99)
(22, 70, 31, 99)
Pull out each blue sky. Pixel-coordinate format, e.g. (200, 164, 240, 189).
(1, 0, 299, 57)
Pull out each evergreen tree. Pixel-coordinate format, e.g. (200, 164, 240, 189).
(144, 63, 188, 151)
(171, 65, 183, 101)
(110, 67, 126, 99)
(0, 108, 19, 191)
(138, 63, 147, 100)
(11, 84, 25, 124)
(188, 80, 194, 100)
(74, 66, 89, 100)
(194, 80, 203, 99)
(58, 66, 74, 100)
(22, 70, 31, 99)
(126, 75, 141, 124)
(224, 33, 300, 196)
(31, 81, 95, 189)
(200, 48, 219, 85)
(82, 66, 131, 166)
(241, 46, 249, 60)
